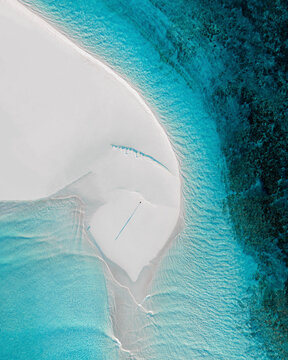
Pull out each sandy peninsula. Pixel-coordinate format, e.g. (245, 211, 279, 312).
(0, 0, 181, 281)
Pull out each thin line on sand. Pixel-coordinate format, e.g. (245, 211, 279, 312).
(115, 201, 142, 241)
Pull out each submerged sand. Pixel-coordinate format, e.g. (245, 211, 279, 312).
(0, 0, 181, 281)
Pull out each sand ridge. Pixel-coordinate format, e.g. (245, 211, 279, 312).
(0, 0, 181, 281)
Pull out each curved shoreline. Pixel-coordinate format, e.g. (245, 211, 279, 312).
(16, 0, 182, 178)
(1, 0, 183, 282)
(0, 1, 274, 358)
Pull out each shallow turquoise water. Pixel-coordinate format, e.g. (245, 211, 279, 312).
(0, 198, 118, 359)
(1, 0, 279, 358)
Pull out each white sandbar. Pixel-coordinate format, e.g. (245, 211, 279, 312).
(0, 0, 181, 281)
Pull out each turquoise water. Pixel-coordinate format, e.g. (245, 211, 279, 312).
(0, 198, 118, 359)
(1, 0, 283, 358)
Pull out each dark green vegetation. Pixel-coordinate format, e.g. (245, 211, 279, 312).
(102, 0, 288, 357)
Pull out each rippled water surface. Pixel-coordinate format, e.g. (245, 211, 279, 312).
(0, 198, 118, 359)
(2, 0, 287, 358)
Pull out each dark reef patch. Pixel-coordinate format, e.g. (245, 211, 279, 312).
(21, 0, 288, 356)
(100, 0, 288, 357)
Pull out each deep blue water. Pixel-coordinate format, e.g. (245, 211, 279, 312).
(1, 0, 287, 358)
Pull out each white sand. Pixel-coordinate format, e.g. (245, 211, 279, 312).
(0, 0, 181, 281)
